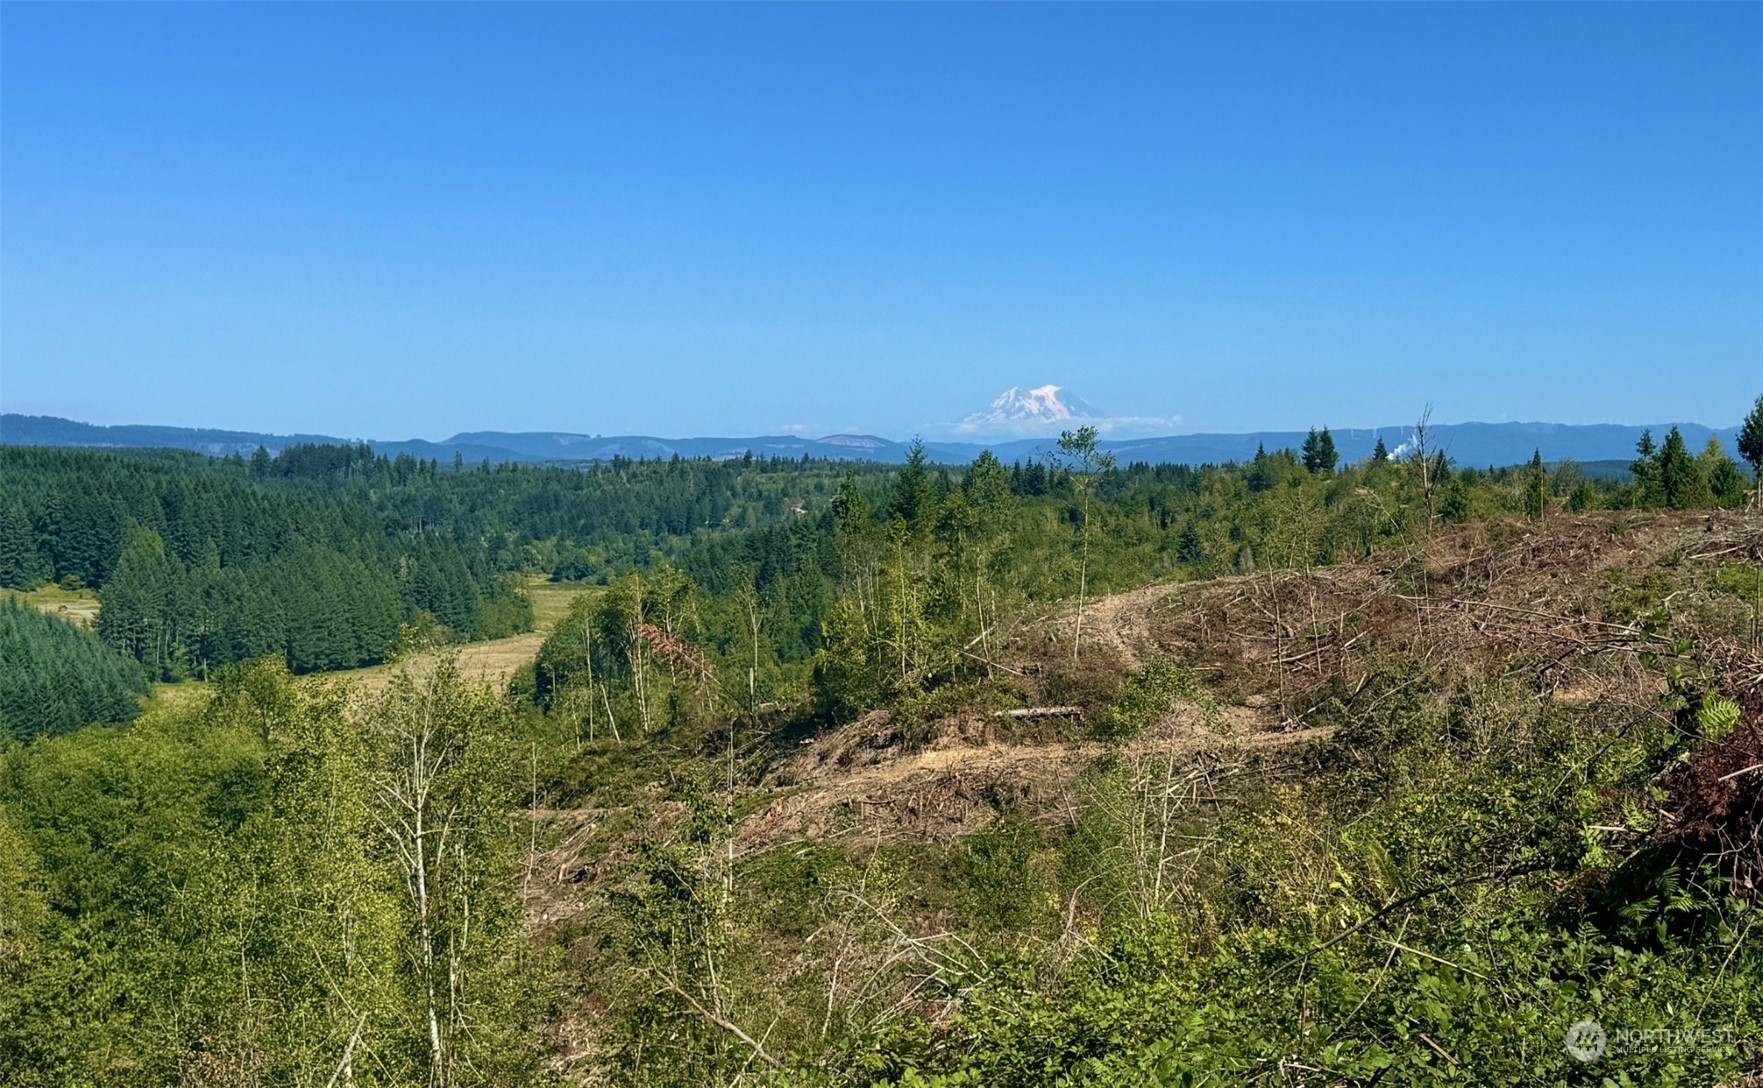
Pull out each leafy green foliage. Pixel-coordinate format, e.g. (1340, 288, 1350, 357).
(1714, 562, 1763, 599)
(1697, 693, 1741, 741)
(1098, 660, 1199, 741)
(0, 662, 553, 1086)
(951, 819, 1049, 933)
(833, 666, 1760, 1087)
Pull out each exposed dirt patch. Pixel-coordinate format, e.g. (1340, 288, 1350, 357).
(739, 720, 1333, 851)
(528, 511, 1763, 949)
(1049, 511, 1763, 715)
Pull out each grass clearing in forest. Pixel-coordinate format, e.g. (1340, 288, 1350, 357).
(146, 681, 213, 717)
(525, 576, 594, 633)
(332, 578, 594, 696)
(4, 584, 101, 627)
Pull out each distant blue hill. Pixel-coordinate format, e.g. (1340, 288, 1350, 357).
(1, 413, 1745, 473)
(0, 415, 554, 464)
(445, 429, 918, 463)
(1051, 422, 1747, 472)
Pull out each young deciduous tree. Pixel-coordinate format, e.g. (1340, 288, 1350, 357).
(1053, 426, 1115, 661)
(1410, 406, 1438, 526)
(961, 450, 1013, 673)
(368, 662, 535, 1088)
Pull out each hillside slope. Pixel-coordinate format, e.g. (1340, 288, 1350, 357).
(527, 509, 1763, 1084)
(716, 511, 1760, 846)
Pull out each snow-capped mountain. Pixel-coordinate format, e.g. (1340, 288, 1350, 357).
(962, 385, 1102, 429)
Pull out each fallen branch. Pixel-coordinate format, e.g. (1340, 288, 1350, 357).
(659, 975, 780, 1068)
(1419, 1033, 1460, 1067)
(990, 706, 1082, 719)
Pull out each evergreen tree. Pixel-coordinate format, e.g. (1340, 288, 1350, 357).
(1738, 394, 1763, 495)
(1524, 449, 1546, 519)
(1371, 436, 1388, 464)
(1567, 478, 1598, 512)
(0, 598, 147, 741)
(962, 450, 1011, 515)
(0, 503, 48, 589)
(1630, 430, 1664, 507)
(98, 526, 183, 677)
(1657, 426, 1708, 509)
(887, 439, 936, 532)
(1301, 428, 1338, 473)
(1701, 439, 1748, 507)
(1246, 445, 1273, 493)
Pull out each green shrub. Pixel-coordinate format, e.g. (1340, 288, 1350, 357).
(1099, 660, 1199, 740)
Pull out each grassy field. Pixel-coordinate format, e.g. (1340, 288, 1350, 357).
(321, 577, 595, 696)
(3, 584, 101, 626)
(5, 575, 589, 714)
(525, 576, 593, 633)
(145, 681, 217, 716)
(134, 576, 595, 709)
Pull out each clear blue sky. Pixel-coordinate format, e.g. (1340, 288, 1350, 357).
(3, 3, 1758, 440)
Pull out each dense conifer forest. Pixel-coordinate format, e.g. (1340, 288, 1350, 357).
(0, 598, 147, 743)
(1, 412, 1760, 1086)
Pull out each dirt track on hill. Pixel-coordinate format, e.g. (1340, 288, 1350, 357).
(739, 721, 1334, 851)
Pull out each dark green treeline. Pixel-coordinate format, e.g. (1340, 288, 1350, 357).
(0, 599, 147, 743)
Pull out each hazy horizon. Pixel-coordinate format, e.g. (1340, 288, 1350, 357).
(2, 403, 1751, 449)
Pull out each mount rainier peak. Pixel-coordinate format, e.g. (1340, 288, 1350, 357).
(964, 385, 1102, 428)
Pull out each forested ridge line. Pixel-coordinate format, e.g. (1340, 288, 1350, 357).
(0, 443, 878, 681)
(0, 420, 1753, 723)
